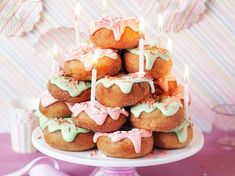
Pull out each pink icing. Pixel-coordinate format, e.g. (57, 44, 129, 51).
(157, 74, 176, 92)
(71, 101, 129, 125)
(65, 45, 118, 71)
(40, 92, 59, 107)
(90, 17, 139, 41)
(93, 129, 152, 153)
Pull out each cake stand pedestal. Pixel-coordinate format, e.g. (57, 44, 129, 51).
(32, 127, 204, 176)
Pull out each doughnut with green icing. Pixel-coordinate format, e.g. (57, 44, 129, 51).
(95, 73, 155, 107)
(154, 119, 193, 149)
(130, 97, 185, 131)
(124, 45, 173, 78)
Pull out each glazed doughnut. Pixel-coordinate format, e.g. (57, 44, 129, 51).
(48, 74, 91, 103)
(39, 116, 95, 151)
(95, 73, 155, 107)
(154, 119, 193, 149)
(93, 129, 153, 158)
(154, 74, 177, 96)
(72, 101, 128, 132)
(124, 45, 173, 78)
(90, 17, 139, 49)
(130, 97, 184, 132)
(39, 92, 71, 118)
(64, 46, 121, 80)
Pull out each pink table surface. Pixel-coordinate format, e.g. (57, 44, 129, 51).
(0, 132, 234, 176)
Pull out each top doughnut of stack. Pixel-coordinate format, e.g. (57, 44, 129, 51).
(36, 16, 193, 159)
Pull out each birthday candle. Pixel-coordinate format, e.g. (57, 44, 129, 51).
(75, 2, 81, 47)
(139, 16, 145, 77)
(184, 65, 190, 119)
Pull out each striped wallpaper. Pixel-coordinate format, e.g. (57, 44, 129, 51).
(0, 0, 234, 133)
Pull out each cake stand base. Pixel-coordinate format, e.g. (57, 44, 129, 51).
(90, 167, 140, 176)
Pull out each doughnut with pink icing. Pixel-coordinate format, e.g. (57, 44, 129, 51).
(72, 101, 129, 132)
(124, 45, 173, 78)
(64, 46, 121, 80)
(39, 92, 72, 118)
(90, 17, 139, 49)
(93, 128, 153, 158)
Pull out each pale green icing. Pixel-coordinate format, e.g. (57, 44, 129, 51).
(50, 76, 91, 97)
(96, 74, 155, 94)
(130, 97, 182, 117)
(128, 48, 170, 70)
(35, 110, 90, 142)
(166, 119, 190, 143)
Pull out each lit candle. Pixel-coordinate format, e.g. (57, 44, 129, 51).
(157, 13, 163, 47)
(75, 2, 81, 47)
(139, 16, 145, 77)
(52, 44, 58, 75)
(102, 0, 108, 18)
(184, 65, 190, 119)
(90, 50, 99, 108)
(167, 37, 172, 57)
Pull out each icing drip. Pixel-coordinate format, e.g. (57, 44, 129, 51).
(128, 46, 170, 70)
(71, 101, 129, 125)
(65, 45, 118, 71)
(165, 119, 191, 143)
(157, 74, 176, 92)
(40, 92, 59, 107)
(90, 17, 139, 41)
(96, 73, 155, 94)
(50, 75, 91, 97)
(93, 129, 152, 153)
(35, 110, 90, 142)
(131, 97, 183, 117)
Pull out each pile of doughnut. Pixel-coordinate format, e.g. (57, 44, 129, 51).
(35, 16, 193, 159)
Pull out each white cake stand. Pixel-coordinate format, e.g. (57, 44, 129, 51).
(32, 127, 204, 176)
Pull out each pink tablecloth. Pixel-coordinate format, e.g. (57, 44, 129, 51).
(0, 133, 234, 176)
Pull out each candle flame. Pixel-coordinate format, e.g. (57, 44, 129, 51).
(184, 65, 189, 83)
(139, 16, 144, 38)
(158, 13, 163, 32)
(75, 2, 81, 20)
(53, 44, 57, 59)
(167, 37, 172, 55)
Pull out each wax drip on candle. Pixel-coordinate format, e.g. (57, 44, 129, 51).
(184, 65, 189, 119)
(75, 2, 81, 47)
(138, 16, 145, 77)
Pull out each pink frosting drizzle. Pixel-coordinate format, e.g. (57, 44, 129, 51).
(90, 17, 139, 41)
(40, 92, 59, 107)
(71, 101, 129, 125)
(157, 74, 176, 92)
(93, 129, 152, 153)
(65, 45, 118, 71)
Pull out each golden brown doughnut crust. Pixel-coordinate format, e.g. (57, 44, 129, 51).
(130, 107, 184, 132)
(124, 51, 173, 79)
(73, 112, 127, 132)
(48, 81, 91, 104)
(43, 128, 95, 151)
(91, 27, 139, 49)
(39, 101, 71, 118)
(63, 55, 122, 80)
(96, 136, 153, 158)
(154, 125, 193, 149)
(96, 82, 151, 107)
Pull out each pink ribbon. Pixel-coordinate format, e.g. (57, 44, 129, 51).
(5, 156, 70, 176)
